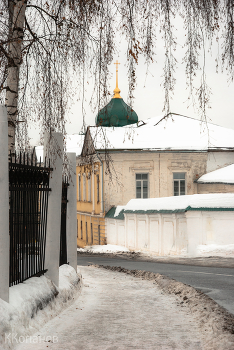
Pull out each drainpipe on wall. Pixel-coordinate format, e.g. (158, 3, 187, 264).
(96, 152, 104, 215)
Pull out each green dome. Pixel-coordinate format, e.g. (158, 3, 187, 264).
(95, 98, 138, 127)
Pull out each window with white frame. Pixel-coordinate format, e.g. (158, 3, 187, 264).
(173, 172, 186, 196)
(88, 174, 91, 202)
(83, 173, 86, 201)
(136, 173, 148, 198)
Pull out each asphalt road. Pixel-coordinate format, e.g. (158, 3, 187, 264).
(77, 254, 234, 315)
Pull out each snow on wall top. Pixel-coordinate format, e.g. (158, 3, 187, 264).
(114, 193, 234, 214)
(66, 134, 84, 156)
(90, 114, 234, 151)
(35, 134, 84, 159)
(197, 164, 234, 184)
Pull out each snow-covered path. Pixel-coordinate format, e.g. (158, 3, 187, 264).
(16, 266, 202, 350)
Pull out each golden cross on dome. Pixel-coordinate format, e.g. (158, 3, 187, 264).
(113, 60, 121, 98)
(114, 60, 120, 71)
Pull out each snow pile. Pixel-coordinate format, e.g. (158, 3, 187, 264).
(0, 265, 81, 350)
(120, 193, 234, 212)
(197, 164, 234, 184)
(197, 244, 234, 257)
(77, 244, 130, 254)
(98, 265, 234, 350)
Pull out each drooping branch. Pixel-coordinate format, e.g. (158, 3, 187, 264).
(0, 0, 233, 153)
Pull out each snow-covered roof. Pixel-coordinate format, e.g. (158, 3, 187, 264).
(197, 164, 234, 184)
(35, 134, 84, 159)
(90, 114, 234, 152)
(107, 193, 234, 218)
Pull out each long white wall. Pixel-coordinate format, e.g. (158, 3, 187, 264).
(106, 210, 234, 256)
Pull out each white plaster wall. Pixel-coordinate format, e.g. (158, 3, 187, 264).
(207, 152, 234, 173)
(106, 210, 234, 256)
(149, 218, 160, 253)
(200, 212, 234, 245)
(126, 216, 136, 249)
(109, 221, 117, 245)
(162, 217, 176, 255)
(0, 105, 9, 302)
(118, 222, 125, 246)
(137, 216, 147, 249)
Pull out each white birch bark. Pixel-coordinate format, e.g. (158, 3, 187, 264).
(5, 0, 27, 152)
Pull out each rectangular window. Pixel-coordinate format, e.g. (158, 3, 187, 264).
(81, 221, 83, 239)
(78, 175, 81, 201)
(77, 219, 78, 238)
(88, 174, 91, 202)
(83, 173, 86, 201)
(91, 223, 93, 245)
(86, 222, 88, 243)
(136, 174, 148, 198)
(97, 175, 100, 202)
(173, 173, 186, 196)
(98, 224, 100, 245)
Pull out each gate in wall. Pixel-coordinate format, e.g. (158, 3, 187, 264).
(9, 152, 52, 286)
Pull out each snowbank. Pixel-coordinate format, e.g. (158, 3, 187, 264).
(197, 164, 234, 184)
(197, 244, 234, 257)
(0, 265, 81, 350)
(77, 244, 130, 254)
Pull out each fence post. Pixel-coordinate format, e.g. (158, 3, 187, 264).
(0, 105, 9, 302)
(44, 132, 63, 287)
(66, 152, 77, 271)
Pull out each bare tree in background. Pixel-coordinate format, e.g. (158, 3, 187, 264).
(0, 0, 233, 151)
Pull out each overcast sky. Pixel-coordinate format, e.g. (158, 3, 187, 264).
(67, 27, 234, 136)
(28, 19, 234, 146)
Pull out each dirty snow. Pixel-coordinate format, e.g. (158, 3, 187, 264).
(197, 164, 234, 184)
(0, 265, 81, 350)
(77, 243, 234, 258)
(15, 266, 203, 350)
(197, 244, 234, 257)
(98, 265, 234, 350)
(116, 193, 234, 212)
(77, 244, 130, 254)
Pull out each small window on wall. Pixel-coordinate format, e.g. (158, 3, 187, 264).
(173, 173, 186, 196)
(97, 174, 100, 202)
(91, 223, 93, 244)
(78, 175, 81, 201)
(83, 174, 86, 201)
(88, 175, 91, 202)
(136, 174, 148, 198)
(81, 221, 83, 239)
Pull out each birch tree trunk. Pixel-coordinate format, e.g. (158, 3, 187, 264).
(6, 0, 27, 152)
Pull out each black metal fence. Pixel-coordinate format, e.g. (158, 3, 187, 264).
(9, 152, 52, 286)
(60, 177, 69, 266)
